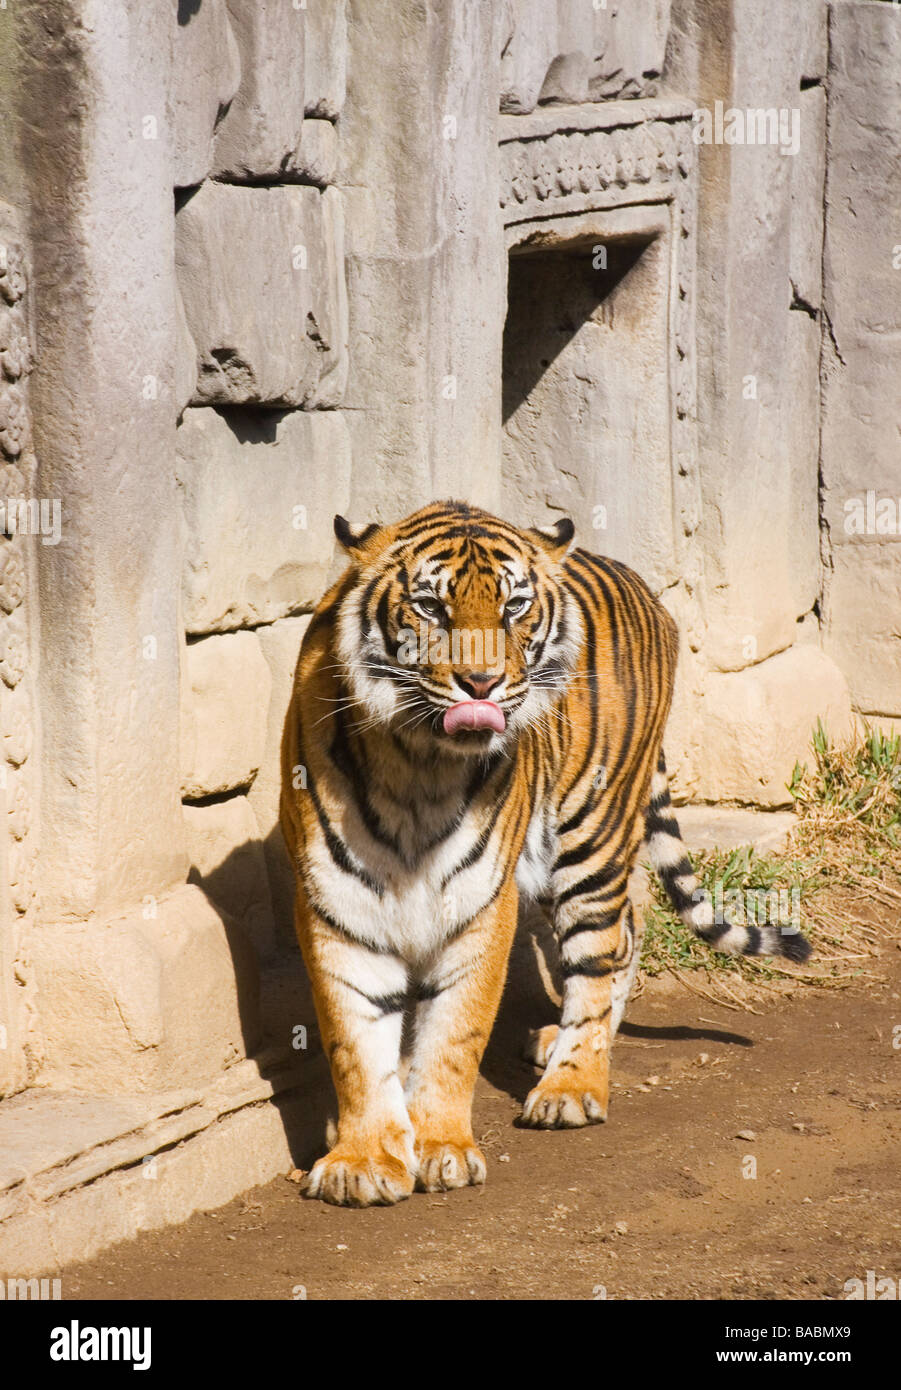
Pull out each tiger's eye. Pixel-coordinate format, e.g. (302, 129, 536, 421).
(413, 596, 444, 621)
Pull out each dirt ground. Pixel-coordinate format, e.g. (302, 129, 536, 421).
(59, 930, 901, 1302)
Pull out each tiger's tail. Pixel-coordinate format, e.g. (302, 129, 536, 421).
(643, 753, 812, 964)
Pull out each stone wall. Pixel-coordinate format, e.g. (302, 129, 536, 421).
(0, 0, 898, 1268)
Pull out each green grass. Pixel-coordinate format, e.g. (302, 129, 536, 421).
(789, 719, 901, 846)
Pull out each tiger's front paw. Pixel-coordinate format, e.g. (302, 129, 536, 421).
(302, 1140, 415, 1207)
(520, 1075, 608, 1129)
(415, 1138, 487, 1193)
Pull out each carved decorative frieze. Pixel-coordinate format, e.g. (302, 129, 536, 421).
(501, 117, 694, 210)
(500, 101, 694, 218)
(498, 97, 700, 564)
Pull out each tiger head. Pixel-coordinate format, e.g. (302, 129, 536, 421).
(333, 501, 582, 758)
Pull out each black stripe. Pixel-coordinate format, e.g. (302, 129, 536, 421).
(306, 772, 384, 898)
(742, 923, 762, 955)
(559, 907, 620, 945)
(311, 903, 401, 957)
(440, 760, 515, 888)
(329, 709, 403, 856)
(648, 813, 682, 839)
(328, 975, 407, 1016)
(556, 862, 622, 906)
(561, 955, 617, 980)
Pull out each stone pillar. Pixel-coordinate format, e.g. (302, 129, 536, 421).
(172, 1, 352, 968)
(665, 0, 854, 801)
(0, 3, 43, 1098)
(340, 0, 507, 520)
(21, 0, 187, 918)
(666, 0, 827, 667)
(16, 0, 259, 1091)
(820, 1, 901, 721)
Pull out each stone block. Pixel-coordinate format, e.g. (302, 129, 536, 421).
(184, 797, 277, 956)
(0, 1077, 322, 1276)
(23, 0, 190, 919)
(29, 885, 260, 1094)
(177, 406, 350, 635)
(697, 646, 855, 807)
(584, 0, 671, 101)
(674, 806, 798, 856)
(794, 0, 828, 82)
(213, 0, 306, 179)
(181, 631, 271, 799)
(824, 545, 901, 717)
(681, 0, 822, 671)
(172, 0, 241, 188)
(305, 0, 346, 119)
(175, 182, 347, 407)
(499, 0, 671, 114)
(819, 2, 901, 720)
(287, 118, 338, 186)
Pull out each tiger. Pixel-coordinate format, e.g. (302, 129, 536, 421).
(279, 500, 810, 1207)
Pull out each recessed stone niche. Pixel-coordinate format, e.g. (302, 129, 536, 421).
(499, 99, 699, 598)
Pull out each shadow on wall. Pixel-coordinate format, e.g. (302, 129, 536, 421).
(177, 0, 203, 26)
(503, 238, 646, 425)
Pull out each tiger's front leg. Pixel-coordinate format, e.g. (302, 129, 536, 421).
(521, 864, 635, 1129)
(294, 891, 417, 1207)
(404, 877, 519, 1192)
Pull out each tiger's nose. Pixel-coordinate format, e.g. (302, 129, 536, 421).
(455, 671, 503, 700)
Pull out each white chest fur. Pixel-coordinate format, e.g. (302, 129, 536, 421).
(305, 774, 509, 964)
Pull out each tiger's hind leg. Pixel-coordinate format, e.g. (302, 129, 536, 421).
(609, 901, 644, 1037)
(520, 860, 635, 1129)
(524, 902, 644, 1076)
(523, 1023, 560, 1069)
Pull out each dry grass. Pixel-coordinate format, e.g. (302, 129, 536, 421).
(638, 721, 901, 1011)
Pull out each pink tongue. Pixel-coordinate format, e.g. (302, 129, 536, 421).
(443, 701, 506, 736)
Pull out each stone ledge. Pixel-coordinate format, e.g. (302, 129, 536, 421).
(673, 806, 797, 856)
(0, 1050, 318, 1276)
(499, 96, 696, 144)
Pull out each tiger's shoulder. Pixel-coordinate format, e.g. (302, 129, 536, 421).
(563, 546, 679, 661)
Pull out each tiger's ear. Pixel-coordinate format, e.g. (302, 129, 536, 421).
(333, 515, 386, 562)
(530, 517, 575, 559)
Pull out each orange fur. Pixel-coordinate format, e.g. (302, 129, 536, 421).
(280, 501, 679, 1205)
